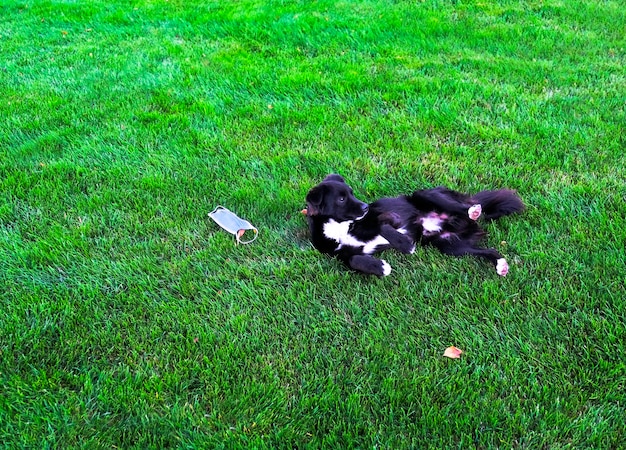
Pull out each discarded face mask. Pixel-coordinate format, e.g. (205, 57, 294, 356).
(208, 206, 258, 244)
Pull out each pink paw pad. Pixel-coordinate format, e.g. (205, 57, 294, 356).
(496, 258, 509, 276)
(468, 204, 482, 221)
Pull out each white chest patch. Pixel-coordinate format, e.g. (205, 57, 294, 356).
(323, 219, 389, 255)
(421, 216, 443, 233)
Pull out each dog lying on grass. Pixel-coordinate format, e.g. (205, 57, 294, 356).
(304, 174, 524, 276)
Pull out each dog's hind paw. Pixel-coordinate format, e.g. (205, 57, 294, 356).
(381, 260, 392, 276)
(468, 204, 482, 221)
(496, 258, 508, 276)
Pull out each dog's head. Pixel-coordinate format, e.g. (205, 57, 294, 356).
(305, 174, 369, 221)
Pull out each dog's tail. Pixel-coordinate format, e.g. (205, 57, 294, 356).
(471, 190, 525, 220)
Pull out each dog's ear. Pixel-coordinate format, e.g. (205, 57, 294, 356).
(305, 185, 325, 216)
(323, 174, 345, 183)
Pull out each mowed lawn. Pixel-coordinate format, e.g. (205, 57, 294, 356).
(1, 0, 625, 447)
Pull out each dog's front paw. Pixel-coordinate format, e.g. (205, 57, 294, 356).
(381, 260, 392, 276)
(397, 237, 416, 254)
(496, 258, 508, 276)
(468, 204, 482, 221)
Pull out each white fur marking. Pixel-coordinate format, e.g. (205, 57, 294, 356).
(496, 258, 509, 276)
(381, 260, 392, 276)
(421, 216, 442, 233)
(323, 219, 389, 255)
(468, 204, 482, 221)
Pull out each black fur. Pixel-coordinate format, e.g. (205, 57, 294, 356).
(305, 174, 524, 276)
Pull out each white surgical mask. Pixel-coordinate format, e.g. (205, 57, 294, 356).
(208, 206, 258, 244)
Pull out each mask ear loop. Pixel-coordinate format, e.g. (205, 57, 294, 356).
(236, 227, 258, 245)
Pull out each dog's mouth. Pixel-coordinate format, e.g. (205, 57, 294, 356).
(355, 205, 369, 221)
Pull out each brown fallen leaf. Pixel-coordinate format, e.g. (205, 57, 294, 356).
(443, 346, 463, 359)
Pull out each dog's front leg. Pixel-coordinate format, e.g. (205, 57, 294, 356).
(380, 224, 416, 254)
(345, 254, 392, 276)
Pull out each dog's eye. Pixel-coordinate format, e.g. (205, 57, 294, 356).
(338, 196, 346, 203)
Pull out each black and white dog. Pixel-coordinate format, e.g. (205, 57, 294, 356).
(304, 174, 524, 277)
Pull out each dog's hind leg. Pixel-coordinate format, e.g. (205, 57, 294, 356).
(433, 241, 509, 276)
(470, 190, 524, 220)
(410, 188, 480, 219)
(345, 254, 392, 276)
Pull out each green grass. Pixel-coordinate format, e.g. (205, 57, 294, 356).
(1, 0, 625, 447)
